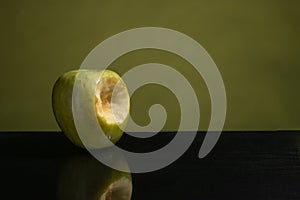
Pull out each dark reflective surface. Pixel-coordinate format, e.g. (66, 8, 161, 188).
(1, 131, 300, 199)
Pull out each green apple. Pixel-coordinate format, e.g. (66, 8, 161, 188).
(52, 69, 130, 148)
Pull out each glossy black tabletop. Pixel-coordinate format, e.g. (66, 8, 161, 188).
(1, 131, 300, 200)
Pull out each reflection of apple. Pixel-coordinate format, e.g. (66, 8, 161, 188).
(57, 152, 132, 200)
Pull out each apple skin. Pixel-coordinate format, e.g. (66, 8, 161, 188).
(52, 69, 129, 149)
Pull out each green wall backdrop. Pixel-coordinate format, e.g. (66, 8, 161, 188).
(0, 0, 299, 131)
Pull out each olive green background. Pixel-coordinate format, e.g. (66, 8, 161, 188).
(1, 0, 299, 131)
